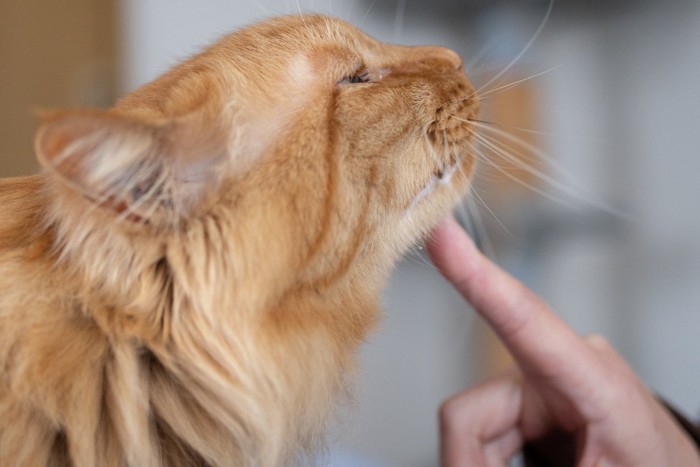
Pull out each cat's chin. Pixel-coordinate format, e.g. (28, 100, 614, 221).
(406, 156, 467, 214)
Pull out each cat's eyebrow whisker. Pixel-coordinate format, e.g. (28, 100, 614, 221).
(240, 0, 275, 16)
(393, 0, 407, 42)
(295, 0, 308, 28)
(359, 0, 377, 28)
(472, 0, 553, 98)
(345, 0, 359, 22)
(464, 39, 501, 74)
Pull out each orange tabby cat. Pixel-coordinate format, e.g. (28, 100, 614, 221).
(0, 15, 478, 466)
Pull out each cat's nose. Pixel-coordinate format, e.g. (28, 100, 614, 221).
(436, 47, 464, 71)
(413, 46, 464, 72)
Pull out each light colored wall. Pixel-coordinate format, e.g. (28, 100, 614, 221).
(595, 2, 700, 414)
(0, 0, 116, 177)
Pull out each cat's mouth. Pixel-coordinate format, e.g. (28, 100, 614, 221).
(406, 105, 476, 213)
(434, 153, 460, 183)
(406, 158, 462, 212)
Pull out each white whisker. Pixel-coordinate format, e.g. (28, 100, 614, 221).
(478, 66, 559, 100)
(464, 38, 501, 74)
(296, 0, 308, 27)
(471, 132, 579, 208)
(359, 0, 377, 28)
(472, 131, 559, 188)
(463, 184, 500, 260)
(393, 0, 407, 43)
(239, 0, 276, 16)
(466, 119, 607, 202)
(345, 0, 359, 22)
(472, 0, 553, 98)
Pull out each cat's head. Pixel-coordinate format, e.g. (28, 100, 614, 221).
(35, 15, 478, 307)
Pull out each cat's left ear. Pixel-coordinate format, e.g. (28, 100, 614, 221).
(35, 109, 226, 226)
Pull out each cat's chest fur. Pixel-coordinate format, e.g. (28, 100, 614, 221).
(0, 14, 477, 467)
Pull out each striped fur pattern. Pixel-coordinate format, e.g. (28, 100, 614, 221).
(0, 15, 478, 466)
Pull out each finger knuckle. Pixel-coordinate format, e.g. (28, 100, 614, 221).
(439, 395, 471, 433)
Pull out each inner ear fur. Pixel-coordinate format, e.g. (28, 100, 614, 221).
(35, 109, 226, 226)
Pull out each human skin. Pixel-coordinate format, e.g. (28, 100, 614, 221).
(426, 216, 700, 467)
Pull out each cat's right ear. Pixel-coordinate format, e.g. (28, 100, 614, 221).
(35, 109, 225, 227)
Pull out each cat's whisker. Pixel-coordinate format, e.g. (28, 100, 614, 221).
(345, 0, 359, 22)
(393, 0, 407, 43)
(470, 118, 607, 150)
(471, 132, 584, 208)
(404, 241, 438, 271)
(473, 131, 553, 184)
(441, 129, 450, 166)
(464, 38, 501, 74)
(475, 122, 628, 217)
(433, 137, 502, 257)
(295, 0, 308, 28)
(463, 183, 501, 259)
(468, 117, 607, 155)
(466, 118, 602, 199)
(239, 0, 276, 16)
(359, 0, 377, 28)
(462, 118, 552, 138)
(477, 66, 559, 100)
(421, 132, 443, 168)
(460, 119, 557, 169)
(471, 0, 553, 98)
(437, 66, 557, 113)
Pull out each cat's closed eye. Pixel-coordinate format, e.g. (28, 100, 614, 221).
(338, 70, 370, 84)
(340, 72, 370, 84)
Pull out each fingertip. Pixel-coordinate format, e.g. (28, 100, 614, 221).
(426, 216, 477, 267)
(426, 216, 456, 253)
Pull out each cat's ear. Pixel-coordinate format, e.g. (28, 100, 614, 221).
(35, 109, 226, 226)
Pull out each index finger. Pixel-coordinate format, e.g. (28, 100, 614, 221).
(426, 217, 606, 404)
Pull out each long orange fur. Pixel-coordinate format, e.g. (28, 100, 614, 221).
(0, 15, 478, 466)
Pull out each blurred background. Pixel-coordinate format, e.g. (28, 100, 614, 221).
(2, 0, 700, 465)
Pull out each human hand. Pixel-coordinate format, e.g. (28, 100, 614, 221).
(426, 216, 700, 467)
